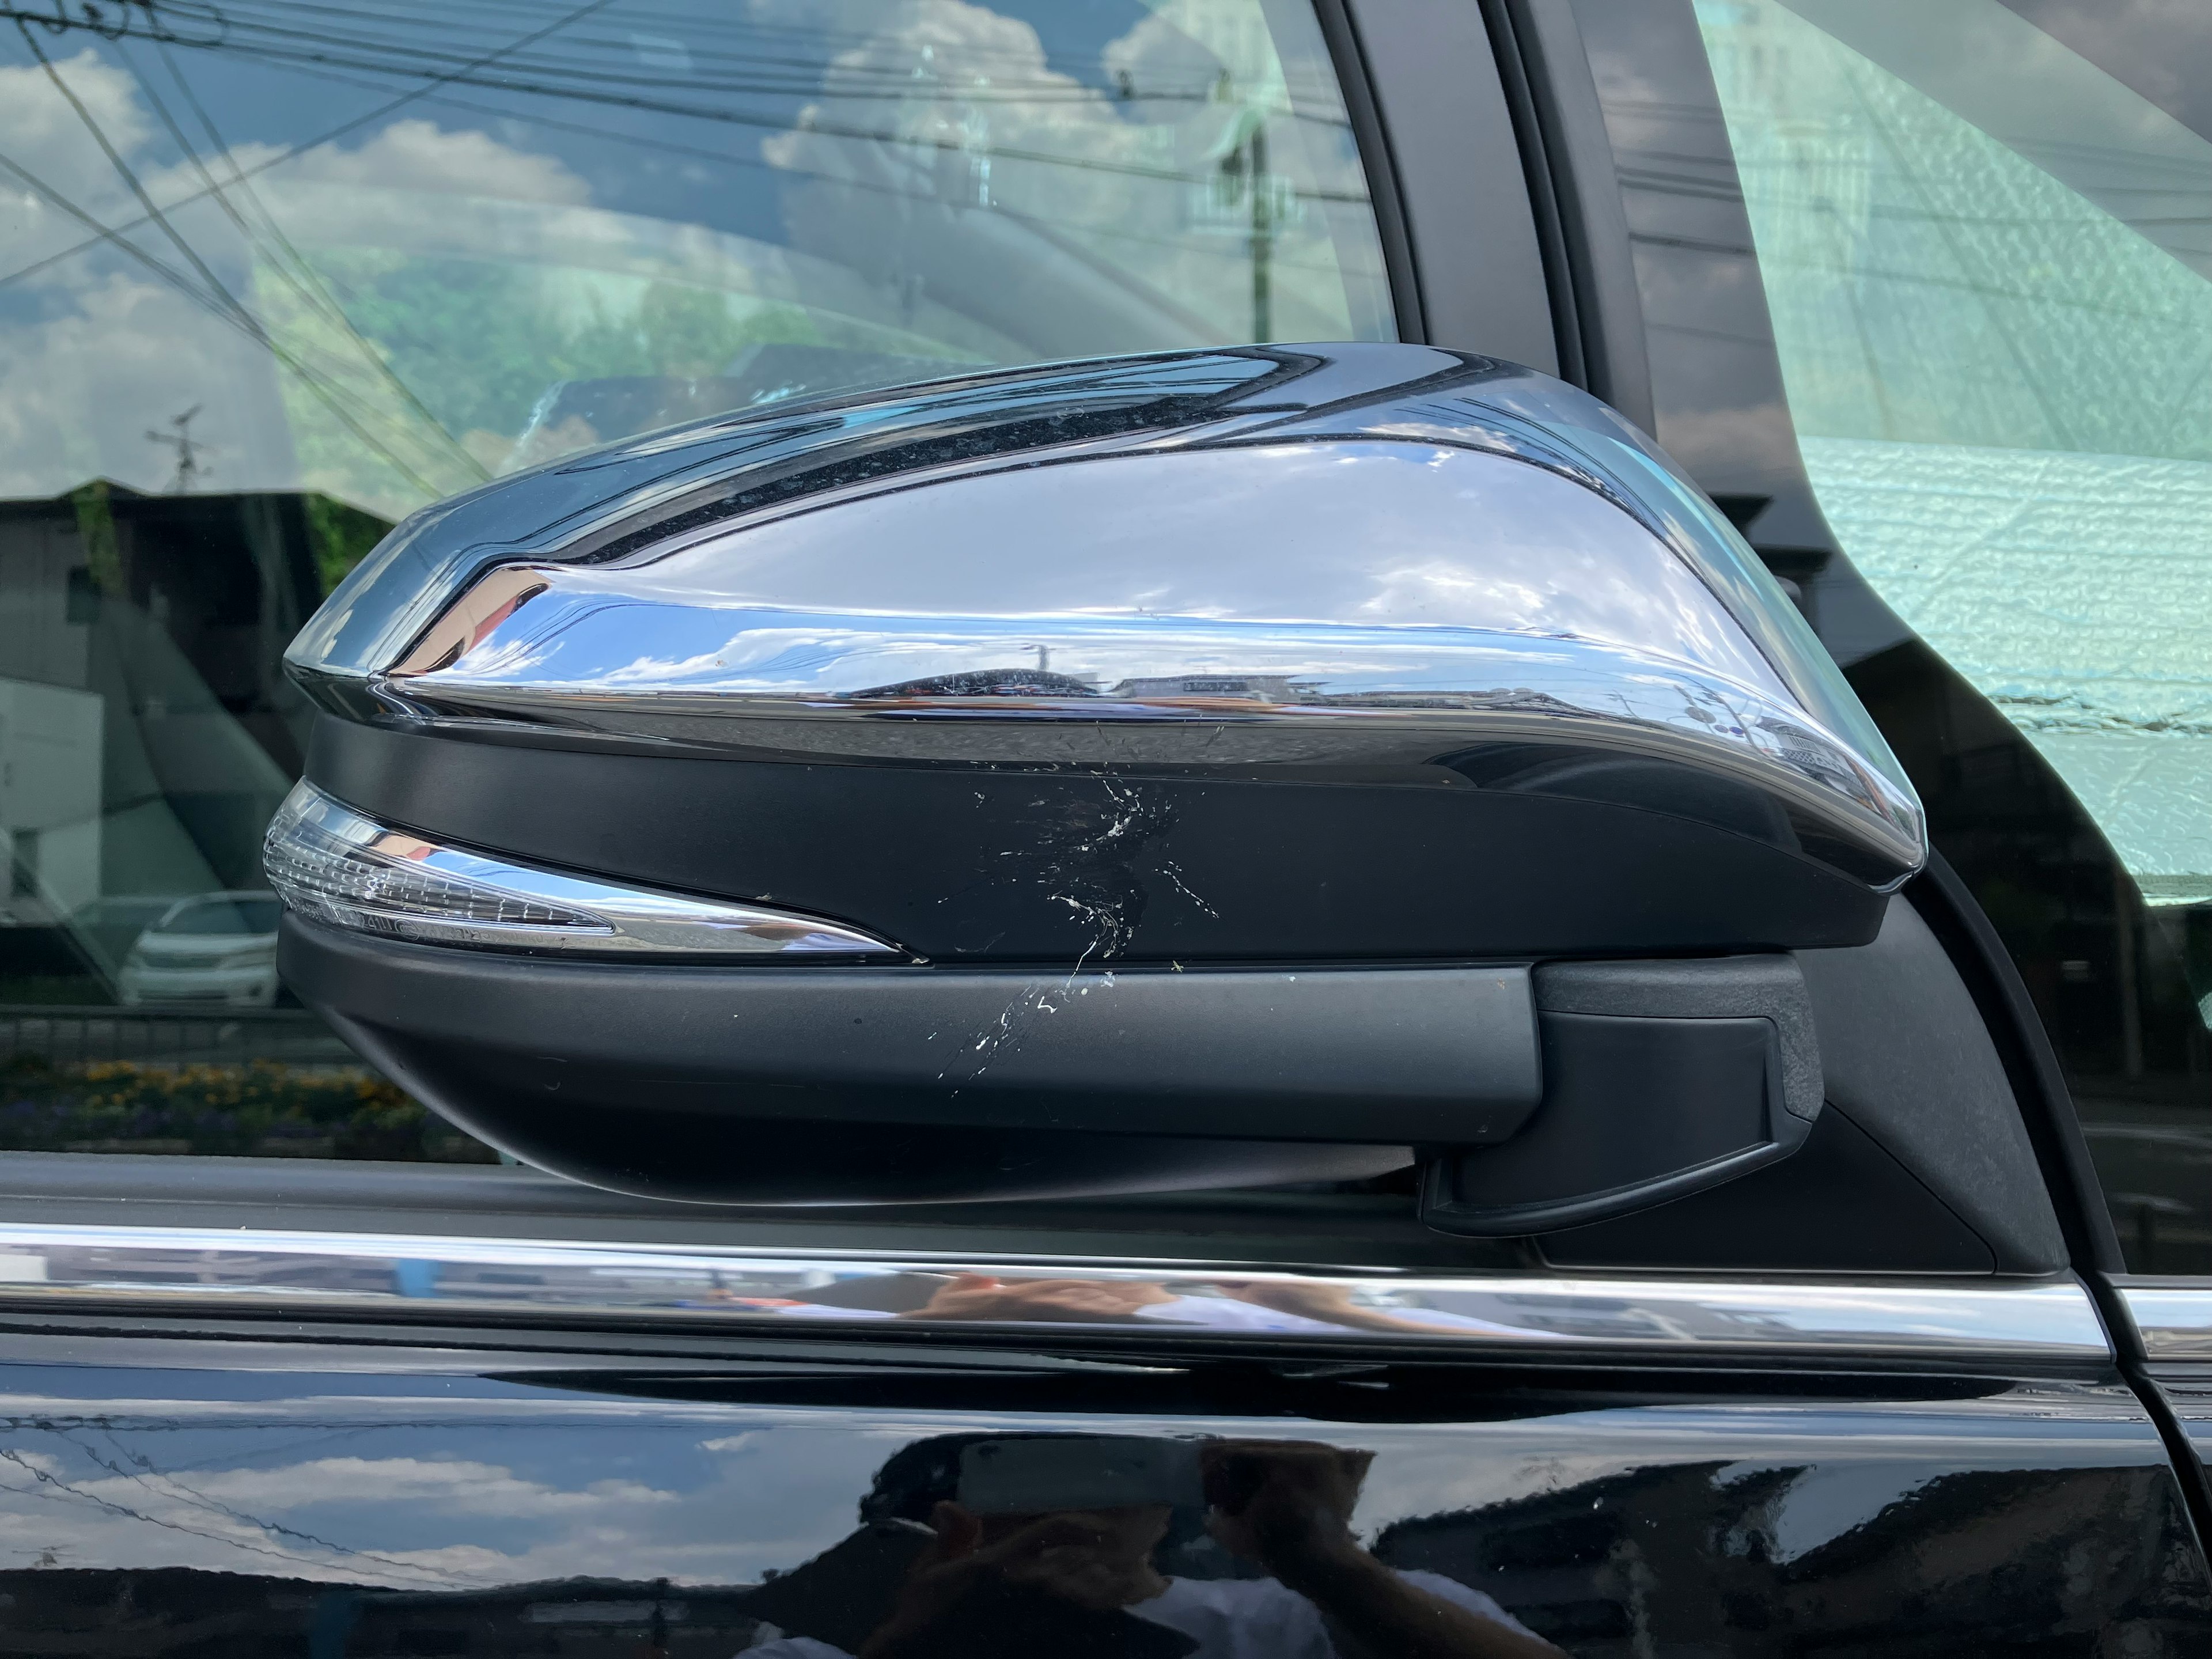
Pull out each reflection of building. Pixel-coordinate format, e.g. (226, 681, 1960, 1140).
(0, 676, 103, 922)
(1105, 677, 1589, 717)
(1374, 1453, 2202, 1654)
(0, 1570, 767, 1658)
(0, 483, 388, 996)
(849, 668, 1103, 699)
(1111, 673, 1319, 701)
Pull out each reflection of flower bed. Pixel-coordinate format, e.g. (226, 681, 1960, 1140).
(0, 1056, 499, 1162)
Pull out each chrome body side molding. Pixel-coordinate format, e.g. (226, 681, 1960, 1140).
(0, 1224, 2111, 1363)
(2118, 1282, 2212, 1361)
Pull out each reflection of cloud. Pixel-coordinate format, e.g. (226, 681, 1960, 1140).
(0, 50, 157, 267)
(759, 0, 1380, 352)
(0, 268, 300, 498)
(0, 48, 594, 506)
(279, 119, 590, 204)
(0, 51, 289, 495)
(188, 1456, 679, 1515)
(0, 1396, 2135, 1597)
(423, 445, 1798, 705)
(0, 1408, 903, 1588)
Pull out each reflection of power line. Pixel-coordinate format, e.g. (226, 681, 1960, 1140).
(134, 33, 490, 481)
(0, 41, 1358, 309)
(252, 0, 1338, 99)
(0, 0, 627, 296)
(112, 0, 1362, 124)
(188, 46, 1373, 203)
(13, 21, 448, 497)
(19, 19, 257, 331)
(0, 86, 1365, 380)
(0, 0, 1358, 128)
(0, 142, 438, 495)
(162, 58, 1366, 283)
(0, 1441, 454, 1588)
(0, 146, 290, 338)
(75, 1419, 464, 1586)
(1, 1, 655, 493)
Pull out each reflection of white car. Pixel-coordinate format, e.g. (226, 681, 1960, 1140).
(117, 893, 282, 1008)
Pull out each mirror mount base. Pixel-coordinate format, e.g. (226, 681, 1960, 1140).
(1418, 955, 1823, 1237)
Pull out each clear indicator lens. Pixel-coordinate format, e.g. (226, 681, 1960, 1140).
(264, 787, 606, 938)
(264, 782, 903, 960)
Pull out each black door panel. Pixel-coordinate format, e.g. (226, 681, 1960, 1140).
(3, 1335, 2206, 1656)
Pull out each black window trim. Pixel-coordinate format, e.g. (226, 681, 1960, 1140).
(1320, 0, 1559, 372)
(1480, 0, 1654, 430)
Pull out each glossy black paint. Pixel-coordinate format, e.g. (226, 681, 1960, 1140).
(2159, 1370, 2212, 1472)
(1, 1329, 2205, 1656)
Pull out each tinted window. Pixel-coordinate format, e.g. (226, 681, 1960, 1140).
(0, 0, 1389, 1162)
(1573, 0, 2212, 1270)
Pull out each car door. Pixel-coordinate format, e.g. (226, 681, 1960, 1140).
(1, 2, 2209, 1655)
(1556, 0, 2212, 1526)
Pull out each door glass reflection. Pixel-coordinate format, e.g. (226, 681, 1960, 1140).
(0, 0, 1388, 1160)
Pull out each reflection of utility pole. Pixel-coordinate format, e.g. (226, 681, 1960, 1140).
(1030, 644, 1051, 673)
(1248, 124, 1272, 342)
(145, 405, 208, 493)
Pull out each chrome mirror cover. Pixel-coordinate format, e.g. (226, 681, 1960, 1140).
(293, 343, 1921, 893)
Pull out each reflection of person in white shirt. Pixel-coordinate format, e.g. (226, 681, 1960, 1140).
(745, 1437, 1566, 1659)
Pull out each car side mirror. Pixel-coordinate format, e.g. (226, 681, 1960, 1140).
(271, 344, 1923, 1233)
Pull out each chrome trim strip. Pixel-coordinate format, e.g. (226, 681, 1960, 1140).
(265, 782, 904, 959)
(2118, 1283, 2212, 1361)
(0, 1224, 2110, 1361)
(389, 596, 1918, 883)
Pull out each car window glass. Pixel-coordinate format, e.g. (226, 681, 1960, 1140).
(1698, 0, 2212, 905)
(0, 0, 1389, 1165)
(1588, 0, 2212, 1268)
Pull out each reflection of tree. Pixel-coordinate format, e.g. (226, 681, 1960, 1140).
(0, 1566, 771, 1654)
(303, 492, 394, 596)
(269, 261, 825, 491)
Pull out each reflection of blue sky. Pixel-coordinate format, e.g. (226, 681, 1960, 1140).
(0, 1370, 2162, 1591)
(424, 445, 1793, 703)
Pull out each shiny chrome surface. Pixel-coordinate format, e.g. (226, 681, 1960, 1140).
(264, 782, 900, 959)
(0, 1224, 2111, 1360)
(291, 345, 1926, 889)
(2118, 1282, 2212, 1361)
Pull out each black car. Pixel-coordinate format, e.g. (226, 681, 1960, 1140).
(0, 3, 2207, 1655)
